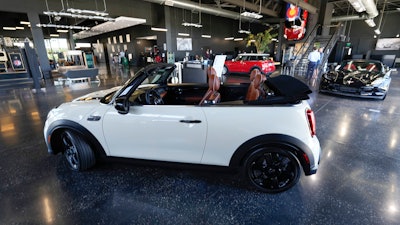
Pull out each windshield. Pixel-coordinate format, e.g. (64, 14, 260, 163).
(101, 64, 176, 104)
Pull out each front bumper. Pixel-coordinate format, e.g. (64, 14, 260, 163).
(319, 83, 387, 100)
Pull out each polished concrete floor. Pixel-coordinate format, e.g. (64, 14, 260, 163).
(1, 65, 399, 224)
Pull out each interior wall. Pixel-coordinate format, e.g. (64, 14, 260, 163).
(347, 13, 399, 58)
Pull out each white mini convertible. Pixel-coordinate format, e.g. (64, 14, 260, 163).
(44, 63, 321, 193)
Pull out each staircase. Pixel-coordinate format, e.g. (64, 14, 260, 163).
(283, 23, 344, 80)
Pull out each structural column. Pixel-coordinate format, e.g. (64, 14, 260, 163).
(27, 12, 52, 79)
(164, 6, 177, 55)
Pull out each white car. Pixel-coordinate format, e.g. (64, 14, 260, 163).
(44, 63, 321, 193)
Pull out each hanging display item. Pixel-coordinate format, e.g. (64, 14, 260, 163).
(283, 1, 308, 41)
(8, 52, 25, 71)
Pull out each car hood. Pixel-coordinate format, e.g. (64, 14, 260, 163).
(73, 86, 122, 102)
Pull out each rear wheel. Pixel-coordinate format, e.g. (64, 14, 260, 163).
(243, 147, 300, 193)
(61, 130, 96, 171)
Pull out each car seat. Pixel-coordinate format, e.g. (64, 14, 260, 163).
(366, 64, 377, 72)
(246, 70, 266, 101)
(343, 63, 356, 71)
(199, 67, 221, 105)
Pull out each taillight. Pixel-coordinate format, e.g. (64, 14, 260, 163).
(306, 109, 316, 137)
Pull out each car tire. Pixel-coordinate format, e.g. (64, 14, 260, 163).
(61, 130, 96, 171)
(243, 147, 300, 193)
(222, 66, 229, 75)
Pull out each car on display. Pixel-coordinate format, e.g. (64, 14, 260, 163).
(319, 59, 392, 100)
(222, 53, 276, 77)
(44, 63, 321, 193)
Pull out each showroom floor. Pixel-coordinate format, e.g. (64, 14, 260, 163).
(0, 64, 399, 225)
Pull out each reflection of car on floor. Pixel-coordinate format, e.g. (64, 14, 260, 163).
(319, 59, 392, 100)
(222, 53, 276, 77)
(44, 63, 321, 193)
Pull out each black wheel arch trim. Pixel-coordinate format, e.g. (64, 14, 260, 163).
(46, 119, 107, 159)
(229, 134, 316, 175)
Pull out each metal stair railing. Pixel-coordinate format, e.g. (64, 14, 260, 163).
(292, 24, 321, 78)
(315, 23, 343, 78)
(281, 24, 320, 77)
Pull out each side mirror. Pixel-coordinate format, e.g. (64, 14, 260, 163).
(114, 97, 129, 114)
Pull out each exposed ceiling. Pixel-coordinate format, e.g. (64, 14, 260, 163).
(328, 0, 400, 17)
(0, 0, 399, 40)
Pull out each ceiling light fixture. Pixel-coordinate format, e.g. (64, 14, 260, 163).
(20, 21, 30, 25)
(181, 22, 203, 28)
(238, 9, 251, 34)
(36, 24, 90, 30)
(3, 27, 17, 30)
(151, 27, 168, 32)
(136, 35, 157, 40)
(50, 34, 60, 37)
(178, 32, 190, 36)
(73, 16, 146, 39)
(66, 8, 109, 17)
(240, 0, 263, 19)
(234, 38, 243, 41)
(57, 29, 69, 33)
(43, 11, 115, 21)
(238, 29, 251, 34)
(201, 34, 211, 38)
(240, 11, 263, 19)
(224, 37, 234, 40)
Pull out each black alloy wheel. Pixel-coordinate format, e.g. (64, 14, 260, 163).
(244, 148, 300, 193)
(61, 130, 96, 171)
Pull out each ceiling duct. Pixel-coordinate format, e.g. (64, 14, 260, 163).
(348, 0, 379, 18)
(143, 0, 277, 21)
(331, 14, 369, 22)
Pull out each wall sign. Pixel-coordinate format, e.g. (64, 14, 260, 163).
(375, 38, 400, 50)
(9, 53, 25, 71)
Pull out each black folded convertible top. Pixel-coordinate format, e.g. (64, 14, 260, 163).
(248, 75, 312, 105)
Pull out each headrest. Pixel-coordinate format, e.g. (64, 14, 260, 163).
(207, 67, 220, 91)
(250, 69, 261, 81)
(253, 73, 266, 88)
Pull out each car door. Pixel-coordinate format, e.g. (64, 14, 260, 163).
(102, 104, 207, 163)
(230, 55, 246, 73)
(242, 56, 256, 72)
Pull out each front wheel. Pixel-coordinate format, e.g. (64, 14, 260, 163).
(243, 147, 300, 193)
(61, 130, 96, 171)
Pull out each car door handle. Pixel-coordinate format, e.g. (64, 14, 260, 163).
(87, 115, 101, 121)
(179, 120, 202, 123)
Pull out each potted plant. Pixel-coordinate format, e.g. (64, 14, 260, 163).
(246, 28, 277, 54)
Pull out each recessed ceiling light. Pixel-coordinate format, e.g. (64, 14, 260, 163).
(3, 27, 16, 30)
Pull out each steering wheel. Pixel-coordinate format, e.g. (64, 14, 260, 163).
(145, 89, 164, 105)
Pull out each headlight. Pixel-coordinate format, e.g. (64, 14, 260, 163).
(371, 77, 383, 86)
